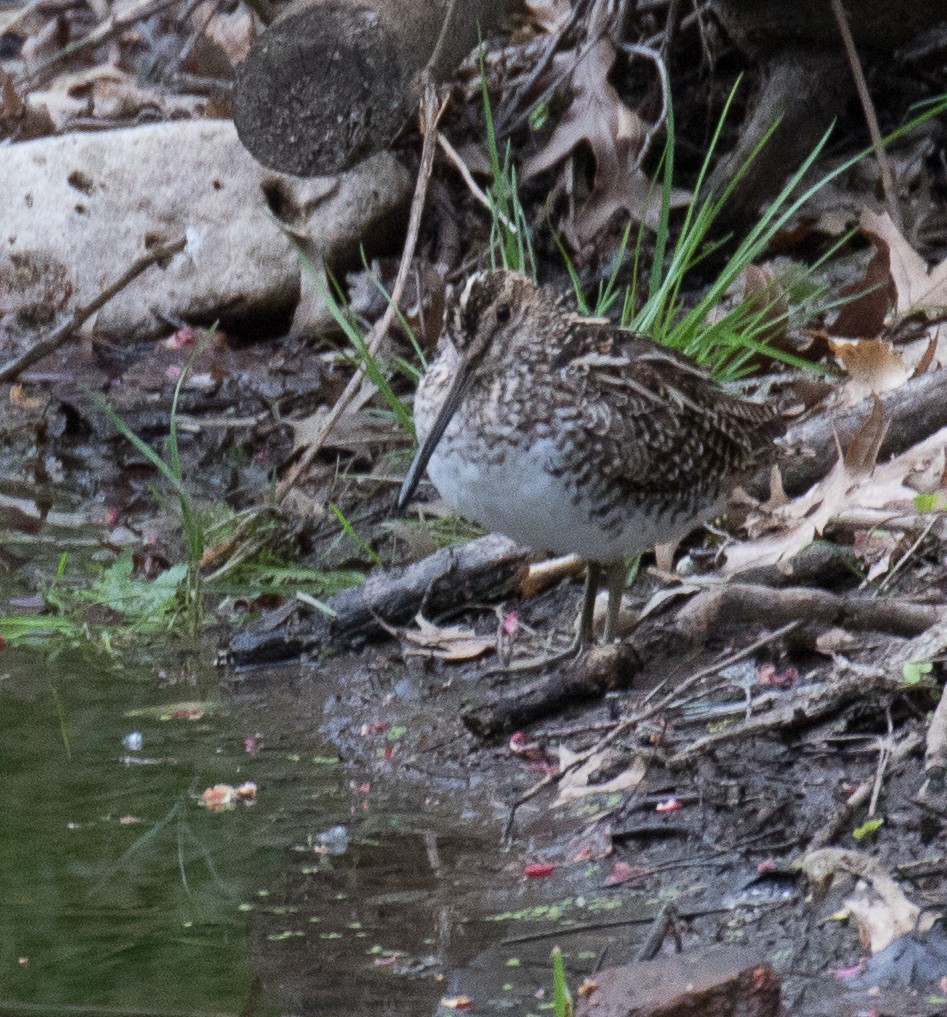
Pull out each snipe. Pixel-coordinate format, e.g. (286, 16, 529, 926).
(397, 270, 780, 645)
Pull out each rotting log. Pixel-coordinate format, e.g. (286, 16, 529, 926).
(233, 0, 510, 177)
(224, 533, 527, 666)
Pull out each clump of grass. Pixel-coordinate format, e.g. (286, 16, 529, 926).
(480, 44, 535, 277)
(89, 344, 209, 634)
(498, 77, 947, 381)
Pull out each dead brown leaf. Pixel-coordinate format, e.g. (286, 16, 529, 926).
(555, 746, 647, 802)
(802, 847, 939, 954)
(399, 614, 495, 662)
(861, 208, 947, 315)
(0, 69, 54, 140)
(723, 399, 890, 575)
(830, 246, 895, 338)
(522, 39, 689, 244)
(829, 338, 911, 398)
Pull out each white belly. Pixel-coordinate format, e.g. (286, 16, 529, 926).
(426, 438, 706, 562)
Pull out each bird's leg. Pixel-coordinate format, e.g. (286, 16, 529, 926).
(577, 560, 602, 645)
(484, 561, 602, 675)
(603, 560, 626, 643)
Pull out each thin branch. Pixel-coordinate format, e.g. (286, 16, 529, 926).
(502, 622, 798, 841)
(437, 133, 517, 232)
(0, 237, 186, 384)
(830, 0, 902, 228)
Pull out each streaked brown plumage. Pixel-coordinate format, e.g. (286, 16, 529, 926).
(398, 269, 780, 643)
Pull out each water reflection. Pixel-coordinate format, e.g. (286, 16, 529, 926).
(0, 638, 643, 1017)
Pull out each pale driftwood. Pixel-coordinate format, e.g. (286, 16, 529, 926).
(233, 0, 509, 176)
(224, 534, 527, 667)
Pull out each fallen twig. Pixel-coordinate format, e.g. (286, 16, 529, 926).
(437, 133, 517, 232)
(0, 237, 186, 384)
(667, 664, 907, 767)
(501, 623, 798, 840)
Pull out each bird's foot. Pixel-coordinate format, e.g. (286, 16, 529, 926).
(483, 635, 586, 676)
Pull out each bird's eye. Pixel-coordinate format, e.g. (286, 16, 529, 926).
(496, 303, 511, 325)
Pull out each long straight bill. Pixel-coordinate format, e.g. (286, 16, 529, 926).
(396, 365, 472, 510)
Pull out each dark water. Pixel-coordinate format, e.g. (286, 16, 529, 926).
(1, 635, 632, 1017)
(1, 642, 291, 1015)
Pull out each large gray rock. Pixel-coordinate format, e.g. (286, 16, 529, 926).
(0, 120, 412, 341)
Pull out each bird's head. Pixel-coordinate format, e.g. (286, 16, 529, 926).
(447, 269, 541, 366)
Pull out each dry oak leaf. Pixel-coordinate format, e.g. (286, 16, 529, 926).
(399, 614, 495, 662)
(861, 208, 947, 315)
(829, 245, 895, 338)
(802, 847, 939, 954)
(555, 745, 647, 802)
(522, 38, 689, 243)
(722, 397, 890, 575)
(829, 337, 911, 399)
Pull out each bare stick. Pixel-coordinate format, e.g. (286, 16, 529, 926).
(0, 237, 186, 384)
(274, 81, 447, 505)
(807, 731, 923, 850)
(437, 133, 517, 232)
(830, 0, 902, 228)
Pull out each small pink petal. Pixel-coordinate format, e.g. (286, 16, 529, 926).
(832, 961, 867, 980)
(524, 862, 555, 878)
